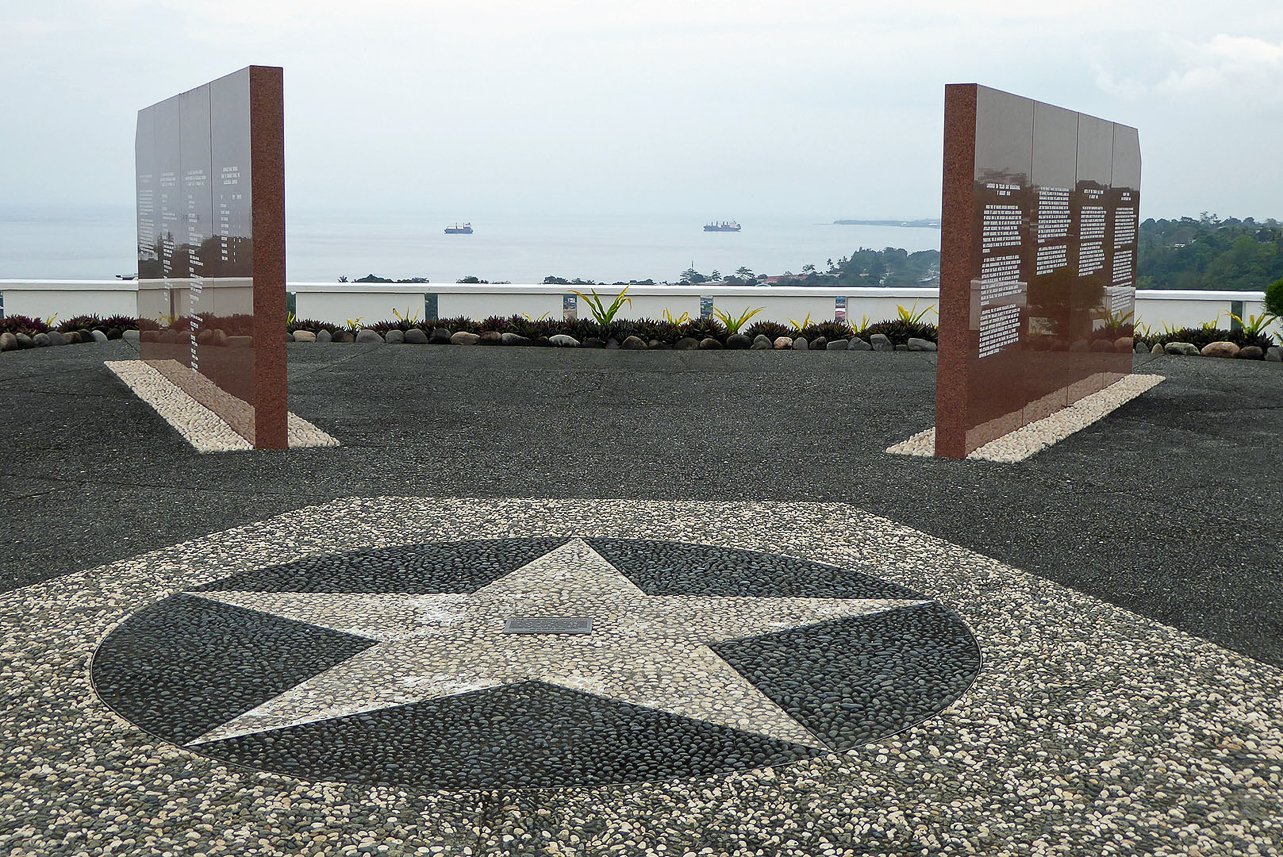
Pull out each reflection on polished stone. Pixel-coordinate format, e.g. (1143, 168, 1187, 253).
(135, 66, 286, 449)
(936, 84, 1140, 458)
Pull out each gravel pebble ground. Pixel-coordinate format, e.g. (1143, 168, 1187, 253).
(2, 497, 1280, 856)
(888, 373, 1165, 461)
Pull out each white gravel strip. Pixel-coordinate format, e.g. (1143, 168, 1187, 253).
(106, 360, 339, 452)
(888, 373, 1164, 462)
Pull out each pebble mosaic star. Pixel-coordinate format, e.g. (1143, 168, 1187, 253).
(188, 540, 926, 749)
(92, 536, 981, 788)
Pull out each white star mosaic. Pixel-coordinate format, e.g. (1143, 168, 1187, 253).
(187, 539, 926, 749)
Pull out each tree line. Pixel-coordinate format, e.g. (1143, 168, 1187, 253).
(1138, 214, 1283, 291)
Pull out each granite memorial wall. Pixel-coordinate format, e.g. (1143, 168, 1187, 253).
(136, 66, 287, 449)
(935, 84, 1141, 458)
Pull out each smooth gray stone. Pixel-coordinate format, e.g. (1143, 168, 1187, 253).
(620, 335, 646, 350)
(1165, 341, 1199, 356)
(292, 329, 317, 343)
(848, 337, 872, 351)
(337, 330, 355, 343)
(1266, 346, 1282, 362)
(582, 337, 606, 349)
(316, 329, 333, 343)
(869, 333, 893, 352)
(750, 335, 772, 350)
(726, 333, 752, 350)
(285, 331, 295, 342)
(196, 329, 215, 345)
(810, 336, 828, 350)
(791, 336, 809, 351)
(479, 331, 503, 346)
(605, 337, 621, 350)
(1134, 341, 1149, 354)
(46, 330, 67, 346)
(0, 332, 17, 351)
(1150, 342, 1164, 354)
(122, 329, 140, 346)
(1238, 345, 1264, 360)
(648, 339, 670, 349)
(450, 331, 480, 345)
(16, 333, 35, 349)
(384, 329, 405, 344)
(549, 334, 580, 347)
(356, 328, 384, 344)
(404, 328, 429, 344)
(674, 337, 699, 350)
(698, 337, 723, 350)
(826, 339, 848, 351)
(500, 332, 530, 346)
(907, 337, 937, 352)
(429, 327, 452, 344)
(33, 333, 51, 347)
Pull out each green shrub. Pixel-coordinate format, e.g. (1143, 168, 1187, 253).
(1266, 278, 1283, 317)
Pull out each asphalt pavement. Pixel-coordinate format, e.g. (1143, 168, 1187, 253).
(2, 338, 1280, 665)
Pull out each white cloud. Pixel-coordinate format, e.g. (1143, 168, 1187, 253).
(1158, 34, 1283, 103)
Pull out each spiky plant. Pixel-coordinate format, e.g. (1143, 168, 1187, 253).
(56, 314, 102, 333)
(744, 320, 789, 341)
(679, 317, 727, 342)
(801, 320, 852, 342)
(438, 316, 481, 334)
(98, 315, 143, 331)
(0, 315, 49, 336)
(863, 319, 938, 346)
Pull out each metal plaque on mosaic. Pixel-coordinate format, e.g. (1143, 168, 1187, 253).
(935, 84, 1140, 458)
(135, 66, 287, 449)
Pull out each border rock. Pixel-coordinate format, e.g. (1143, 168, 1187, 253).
(1200, 341, 1239, 358)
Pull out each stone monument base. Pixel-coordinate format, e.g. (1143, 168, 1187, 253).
(890, 373, 1162, 463)
(106, 361, 338, 453)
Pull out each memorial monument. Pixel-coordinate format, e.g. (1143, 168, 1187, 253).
(935, 84, 1141, 459)
(135, 66, 287, 449)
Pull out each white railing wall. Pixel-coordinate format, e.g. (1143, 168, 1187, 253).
(0, 280, 1273, 334)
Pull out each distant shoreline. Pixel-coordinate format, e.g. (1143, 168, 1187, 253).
(834, 218, 941, 229)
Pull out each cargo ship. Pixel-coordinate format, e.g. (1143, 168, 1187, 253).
(445, 223, 473, 234)
(704, 221, 741, 232)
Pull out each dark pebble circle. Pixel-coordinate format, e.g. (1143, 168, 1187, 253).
(91, 536, 981, 790)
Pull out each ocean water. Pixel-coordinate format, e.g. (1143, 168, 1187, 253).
(0, 205, 940, 284)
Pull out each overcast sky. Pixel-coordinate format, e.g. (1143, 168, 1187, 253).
(3, 0, 1282, 221)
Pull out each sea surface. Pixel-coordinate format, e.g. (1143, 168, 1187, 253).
(0, 205, 940, 284)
